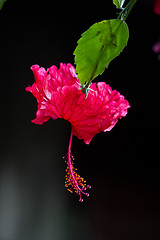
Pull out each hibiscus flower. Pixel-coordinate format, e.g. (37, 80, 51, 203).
(26, 63, 130, 202)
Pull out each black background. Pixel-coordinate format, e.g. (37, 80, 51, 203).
(0, 0, 160, 240)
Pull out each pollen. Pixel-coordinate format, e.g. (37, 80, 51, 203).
(64, 154, 91, 202)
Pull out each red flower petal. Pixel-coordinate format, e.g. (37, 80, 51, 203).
(26, 63, 130, 143)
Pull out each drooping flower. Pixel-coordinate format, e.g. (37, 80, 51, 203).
(26, 63, 130, 202)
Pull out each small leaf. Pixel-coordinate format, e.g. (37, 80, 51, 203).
(74, 19, 129, 86)
(0, 0, 6, 10)
(113, 0, 125, 8)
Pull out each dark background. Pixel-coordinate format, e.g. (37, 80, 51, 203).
(0, 0, 160, 239)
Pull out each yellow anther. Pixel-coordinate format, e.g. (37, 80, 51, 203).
(67, 189, 73, 193)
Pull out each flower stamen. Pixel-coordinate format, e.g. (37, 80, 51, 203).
(64, 131, 91, 202)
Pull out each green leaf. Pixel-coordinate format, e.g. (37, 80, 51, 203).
(113, 0, 125, 8)
(0, 0, 6, 10)
(74, 19, 129, 86)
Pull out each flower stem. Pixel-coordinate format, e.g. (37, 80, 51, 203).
(68, 131, 73, 163)
(117, 0, 137, 21)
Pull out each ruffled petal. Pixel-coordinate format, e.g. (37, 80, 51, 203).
(47, 63, 79, 90)
(26, 63, 130, 143)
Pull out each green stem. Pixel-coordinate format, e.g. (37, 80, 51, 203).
(117, 0, 137, 21)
